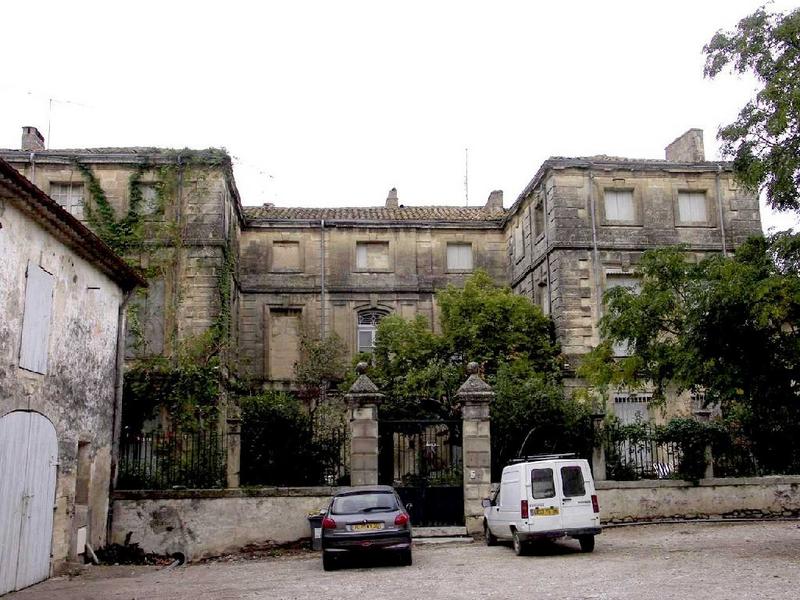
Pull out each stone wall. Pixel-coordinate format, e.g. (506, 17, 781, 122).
(597, 477, 800, 522)
(0, 200, 124, 572)
(111, 488, 337, 559)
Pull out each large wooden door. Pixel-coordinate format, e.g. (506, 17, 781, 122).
(0, 411, 58, 594)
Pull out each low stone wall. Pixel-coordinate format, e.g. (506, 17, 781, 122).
(597, 476, 800, 522)
(110, 488, 338, 560)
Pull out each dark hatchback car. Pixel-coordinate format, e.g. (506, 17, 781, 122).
(321, 486, 412, 570)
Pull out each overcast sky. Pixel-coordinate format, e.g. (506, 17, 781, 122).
(2, 0, 798, 232)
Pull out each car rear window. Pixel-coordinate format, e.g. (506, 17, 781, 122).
(561, 466, 586, 497)
(331, 492, 398, 515)
(531, 468, 555, 499)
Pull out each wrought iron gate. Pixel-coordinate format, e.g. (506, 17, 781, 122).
(378, 419, 464, 527)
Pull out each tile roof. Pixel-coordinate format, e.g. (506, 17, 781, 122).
(0, 147, 231, 165)
(243, 205, 507, 223)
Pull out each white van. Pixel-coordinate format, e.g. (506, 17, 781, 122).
(482, 455, 601, 555)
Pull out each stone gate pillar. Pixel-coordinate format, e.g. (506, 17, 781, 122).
(346, 362, 384, 486)
(456, 362, 494, 535)
(591, 412, 607, 481)
(226, 416, 241, 488)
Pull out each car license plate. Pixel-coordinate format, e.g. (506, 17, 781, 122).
(533, 507, 559, 516)
(352, 523, 384, 531)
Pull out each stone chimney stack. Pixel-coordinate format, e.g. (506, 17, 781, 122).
(21, 126, 45, 152)
(485, 190, 503, 210)
(385, 187, 398, 208)
(665, 129, 705, 163)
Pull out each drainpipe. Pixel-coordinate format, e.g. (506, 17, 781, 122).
(107, 287, 135, 540)
(588, 173, 603, 317)
(716, 166, 728, 257)
(320, 219, 326, 337)
(29, 152, 36, 182)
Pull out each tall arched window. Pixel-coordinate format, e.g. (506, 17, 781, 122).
(357, 310, 387, 354)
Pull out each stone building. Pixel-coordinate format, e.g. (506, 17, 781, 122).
(1, 127, 763, 419)
(0, 158, 144, 593)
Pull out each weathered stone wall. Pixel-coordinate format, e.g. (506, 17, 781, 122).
(238, 224, 507, 380)
(111, 488, 337, 559)
(596, 477, 800, 522)
(0, 201, 124, 572)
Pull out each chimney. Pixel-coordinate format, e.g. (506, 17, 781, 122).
(485, 190, 503, 210)
(385, 187, 398, 208)
(21, 126, 45, 152)
(665, 129, 705, 163)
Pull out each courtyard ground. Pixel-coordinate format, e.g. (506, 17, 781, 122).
(9, 521, 800, 600)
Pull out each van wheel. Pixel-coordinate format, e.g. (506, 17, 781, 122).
(512, 530, 526, 556)
(484, 522, 498, 546)
(579, 535, 595, 553)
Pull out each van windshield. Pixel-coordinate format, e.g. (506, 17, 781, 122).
(531, 468, 555, 499)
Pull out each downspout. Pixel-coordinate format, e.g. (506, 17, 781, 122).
(320, 219, 326, 337)
(588, 172, 603, 317)
(29, 152, 35, 182)
(716, 166, 728, 257)
(543, 189, 552, 316)
(107, 287, 136, 539)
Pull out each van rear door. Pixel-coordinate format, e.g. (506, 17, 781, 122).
(557, 461, 595, 530)
(526, 462, 563, 533)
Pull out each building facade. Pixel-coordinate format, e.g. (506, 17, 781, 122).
(1, 127, 763, 418)
(0, 158, 143, 592)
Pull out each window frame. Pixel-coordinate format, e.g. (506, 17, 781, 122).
(445, 242, 474, 273)
(675, 189, 712, 226)
(357, 309, 388, 354)
(354, 241, 393, 273)
(49, 181, 85, 220)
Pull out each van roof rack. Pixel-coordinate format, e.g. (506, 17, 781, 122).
(509, 453, 577, 464)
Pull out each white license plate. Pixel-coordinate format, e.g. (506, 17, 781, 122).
(352, 522, 384, 531)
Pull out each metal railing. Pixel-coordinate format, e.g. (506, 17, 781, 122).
(604, 423, 682, 480)
(117, 429, 226, 490)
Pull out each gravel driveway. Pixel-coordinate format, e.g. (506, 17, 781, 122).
(10, 522, 800, 600)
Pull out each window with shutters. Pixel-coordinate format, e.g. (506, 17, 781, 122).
(357, 310, 387, 354)
(19, 263, 55, 374)
(355, 242, 390, 271)
(446, 242, 473, 272)
(605, 273, 641, 356)
(533, 201, 545, 239)
(677, 191, 708, 224)
(50, 182, 84, 220)
(604, 189, 636, 223)
(513, 227, 524, 263)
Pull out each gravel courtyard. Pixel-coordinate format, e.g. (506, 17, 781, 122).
(10, 522, 800, 600)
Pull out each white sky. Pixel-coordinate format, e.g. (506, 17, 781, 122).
(2, 0, 798, 232)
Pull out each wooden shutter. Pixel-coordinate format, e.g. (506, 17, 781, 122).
(19, 263, 55, 374)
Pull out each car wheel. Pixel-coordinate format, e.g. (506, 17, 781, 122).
(512, 530, 526, 556)
(484, 521, 498, 546)
(578, 535, 595, 553)
(400, 548, 413, 566)
(322, 551, 337, 571)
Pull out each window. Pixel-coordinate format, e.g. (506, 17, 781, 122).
(613, 393, 652, 424)
(271, 241, 302, 272)
(533, 201, 545, 238)
(531, 468, 555, 499)
(19, 263, 55, 374)
(446, 242, 473, 271)
(513, 227, 524, 261)
(50, 182, 84, 219)
(605, 273, 641, 356)
(604, 189, 635, 222)
(677, 191, 707, 223)
(357, 310, 386, 354)
(561, 466, 586, 497)
(356, 242, 390, 270)
(138, 183, 159, 216)
(269, 308, 302, 380)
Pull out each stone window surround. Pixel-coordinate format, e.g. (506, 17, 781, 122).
(262, 303, 304, 380)
(673, 187, 716, 228)
(594, 178, 644, 227)
(444, 240, 474, 273)
(268, 239, 305, 273)
(353, 239, 394, 273)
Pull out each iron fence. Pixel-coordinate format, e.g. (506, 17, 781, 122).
(240, 420, 349, 487)
(117, 429, 226, 490)
(604, 423, 682, 480)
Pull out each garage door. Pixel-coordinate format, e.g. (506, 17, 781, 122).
(0, 411, 58, 595)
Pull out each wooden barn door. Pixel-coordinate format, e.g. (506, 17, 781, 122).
(0, 411, 58, 594)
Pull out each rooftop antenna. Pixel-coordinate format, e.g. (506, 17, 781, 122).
(46, 98, 52, 149)
(464, 147, 469, 206)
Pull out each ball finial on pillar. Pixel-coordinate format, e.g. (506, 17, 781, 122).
(356, 361, 369, 375)
(466, 361, 479, 375)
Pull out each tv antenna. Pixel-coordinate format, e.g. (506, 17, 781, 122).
(464, 147, 469, 206)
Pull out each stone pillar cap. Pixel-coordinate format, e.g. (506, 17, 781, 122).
(346, 362, 384, 406)
(456, 362, 494, 405)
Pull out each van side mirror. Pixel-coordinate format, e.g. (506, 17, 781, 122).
(481, 498, 492, 508)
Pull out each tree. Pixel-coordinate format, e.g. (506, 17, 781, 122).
(704, 7, 800, 212)
(294, 333, 347, 414)
(579, 234, 800, 471)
